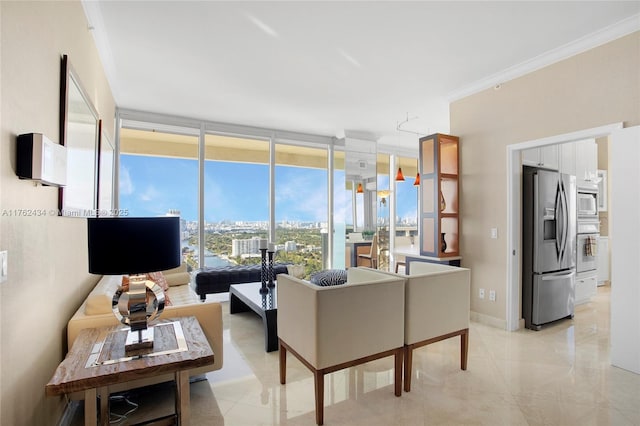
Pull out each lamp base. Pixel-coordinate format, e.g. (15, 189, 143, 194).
(125, 327, 154, 353)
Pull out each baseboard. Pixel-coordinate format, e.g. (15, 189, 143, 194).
(470, 311, 508, 330)
(58, 400, 81, 426)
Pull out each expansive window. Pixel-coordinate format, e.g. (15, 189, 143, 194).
(204, 134, 269, 268)
(333, 150, 346, 270)
(274, 143, 328, 278)
(377, 153, 391, 270)
(118, 127, 199, 269)
(395, 156, 419, 239)
(116, 110, 414, 277)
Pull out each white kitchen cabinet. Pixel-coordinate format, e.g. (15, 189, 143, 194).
(522, 145, 559, 170)
(559, 142, 576, 176)
(575, 139, 598, 186)
(575, 272, 597, 305)
(597, 170, 608, 211)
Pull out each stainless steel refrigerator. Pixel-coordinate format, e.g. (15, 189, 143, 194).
(522, 166, 576, 330)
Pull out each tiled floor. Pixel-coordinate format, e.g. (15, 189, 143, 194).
(70, 285, 640, 425)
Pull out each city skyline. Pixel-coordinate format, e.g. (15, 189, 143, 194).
(119, 154, 418, 225)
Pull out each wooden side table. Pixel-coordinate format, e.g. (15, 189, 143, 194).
(46, 316, 214, 426)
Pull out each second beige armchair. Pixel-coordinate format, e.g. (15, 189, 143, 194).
(397, 262, 470, 391)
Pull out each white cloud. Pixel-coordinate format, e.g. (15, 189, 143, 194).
(119, 165, 134, 195)
(276, 172, 328, 222)
(140, 185, 160, 202)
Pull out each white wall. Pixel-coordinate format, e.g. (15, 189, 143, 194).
(450, 32, 640, 327)
(610, 126, 640, 374)
(0, 2, 115, 424)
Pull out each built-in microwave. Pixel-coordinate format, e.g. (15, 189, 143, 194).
(577, 187, 598, 218)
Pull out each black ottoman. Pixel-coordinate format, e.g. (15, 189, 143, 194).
(194, 264, 289, 300)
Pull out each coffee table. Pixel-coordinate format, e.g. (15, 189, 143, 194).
(229, 282, 278, 352)
(46, 316, 214, 426)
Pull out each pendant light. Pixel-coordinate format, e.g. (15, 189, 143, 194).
(414, 172, 420, 186)
(356, 182, 364, 193)
(395, 167, 405, 181)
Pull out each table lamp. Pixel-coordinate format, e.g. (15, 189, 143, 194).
(87, 217, 181, 353)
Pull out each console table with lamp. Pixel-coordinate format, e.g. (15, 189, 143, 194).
(46, 217, 215, 425)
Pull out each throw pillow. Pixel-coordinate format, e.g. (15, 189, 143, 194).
(309, 269, 348, 287)
(147, 272, 172, 306)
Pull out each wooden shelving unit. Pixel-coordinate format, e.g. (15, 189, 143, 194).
(419, 133, 459, 257)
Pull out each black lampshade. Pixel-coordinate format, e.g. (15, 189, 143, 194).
(87, 217, 181, 275)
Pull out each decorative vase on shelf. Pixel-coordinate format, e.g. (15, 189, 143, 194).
(440, 191, 446, 212)
(441, 233, 447, 253)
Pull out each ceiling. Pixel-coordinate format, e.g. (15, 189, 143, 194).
(82, 1, 639, 151)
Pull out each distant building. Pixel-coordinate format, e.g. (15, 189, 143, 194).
(232, 237, 262, 256)
(166, 209, 190, 241)
(284, 241, 297, 251)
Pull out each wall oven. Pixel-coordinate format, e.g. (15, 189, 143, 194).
(577, 187, 598, 219)
(576, 219, 599, 274)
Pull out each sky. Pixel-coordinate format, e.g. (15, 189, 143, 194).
(119, 155, 418, 224)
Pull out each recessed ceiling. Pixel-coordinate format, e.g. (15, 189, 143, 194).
(83, 1, 639, 151)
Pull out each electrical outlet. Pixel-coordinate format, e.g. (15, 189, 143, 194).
(489, 290, 496, 301)
(479, 288, 485, 299)
(0, 251, 7, 283)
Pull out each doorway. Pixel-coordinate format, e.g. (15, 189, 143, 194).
(505, 123, 623, 331)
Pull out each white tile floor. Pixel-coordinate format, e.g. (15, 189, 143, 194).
(70, 285, 640, 425)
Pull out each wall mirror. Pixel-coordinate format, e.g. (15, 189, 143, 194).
(344, 135, 377, 234)
(58, 54, 99, 217)
(97, 120, 115, 215)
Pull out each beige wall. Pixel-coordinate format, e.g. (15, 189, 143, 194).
(0, 2, 115, 424)
(450, 32, 640, 325)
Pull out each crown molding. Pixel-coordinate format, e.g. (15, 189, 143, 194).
(82, 1, 120, 102)
(447, 14, 640, 103)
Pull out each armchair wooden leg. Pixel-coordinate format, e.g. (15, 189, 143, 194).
(403, 345, 413, 392)
(460, 328, 469, 371)
(314, 370, 324, 425)
(279, 340, 287, 384)
(394, 348, 402, 396)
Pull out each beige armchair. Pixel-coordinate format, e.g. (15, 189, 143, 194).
(400, 262, 470, 391)
(277, 268, 405, 425)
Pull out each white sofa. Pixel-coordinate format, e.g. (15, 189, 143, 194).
(277, 267, 405, 425)
(379, 262, 470, 391)
(67, 263, 223, 397)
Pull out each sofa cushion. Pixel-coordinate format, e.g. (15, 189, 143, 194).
(309, 269, 348, 287)
(85, 274, 122, 315)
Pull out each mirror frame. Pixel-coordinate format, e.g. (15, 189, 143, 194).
(97, 119, 115, 215)
(58, 54, 100, 217)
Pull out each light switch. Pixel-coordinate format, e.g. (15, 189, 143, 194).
(0, 251, 7, 283)
(490, 228, 498, 239)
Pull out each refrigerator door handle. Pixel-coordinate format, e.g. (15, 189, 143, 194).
(533, 174, 540, 267)
(554, 181, 562, 261)
(561, 181, 569, 262)
(558, 181, 566, 262)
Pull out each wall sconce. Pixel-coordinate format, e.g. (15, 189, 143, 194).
(16, 133, 67, 187)
(395, 167, 405, 181)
